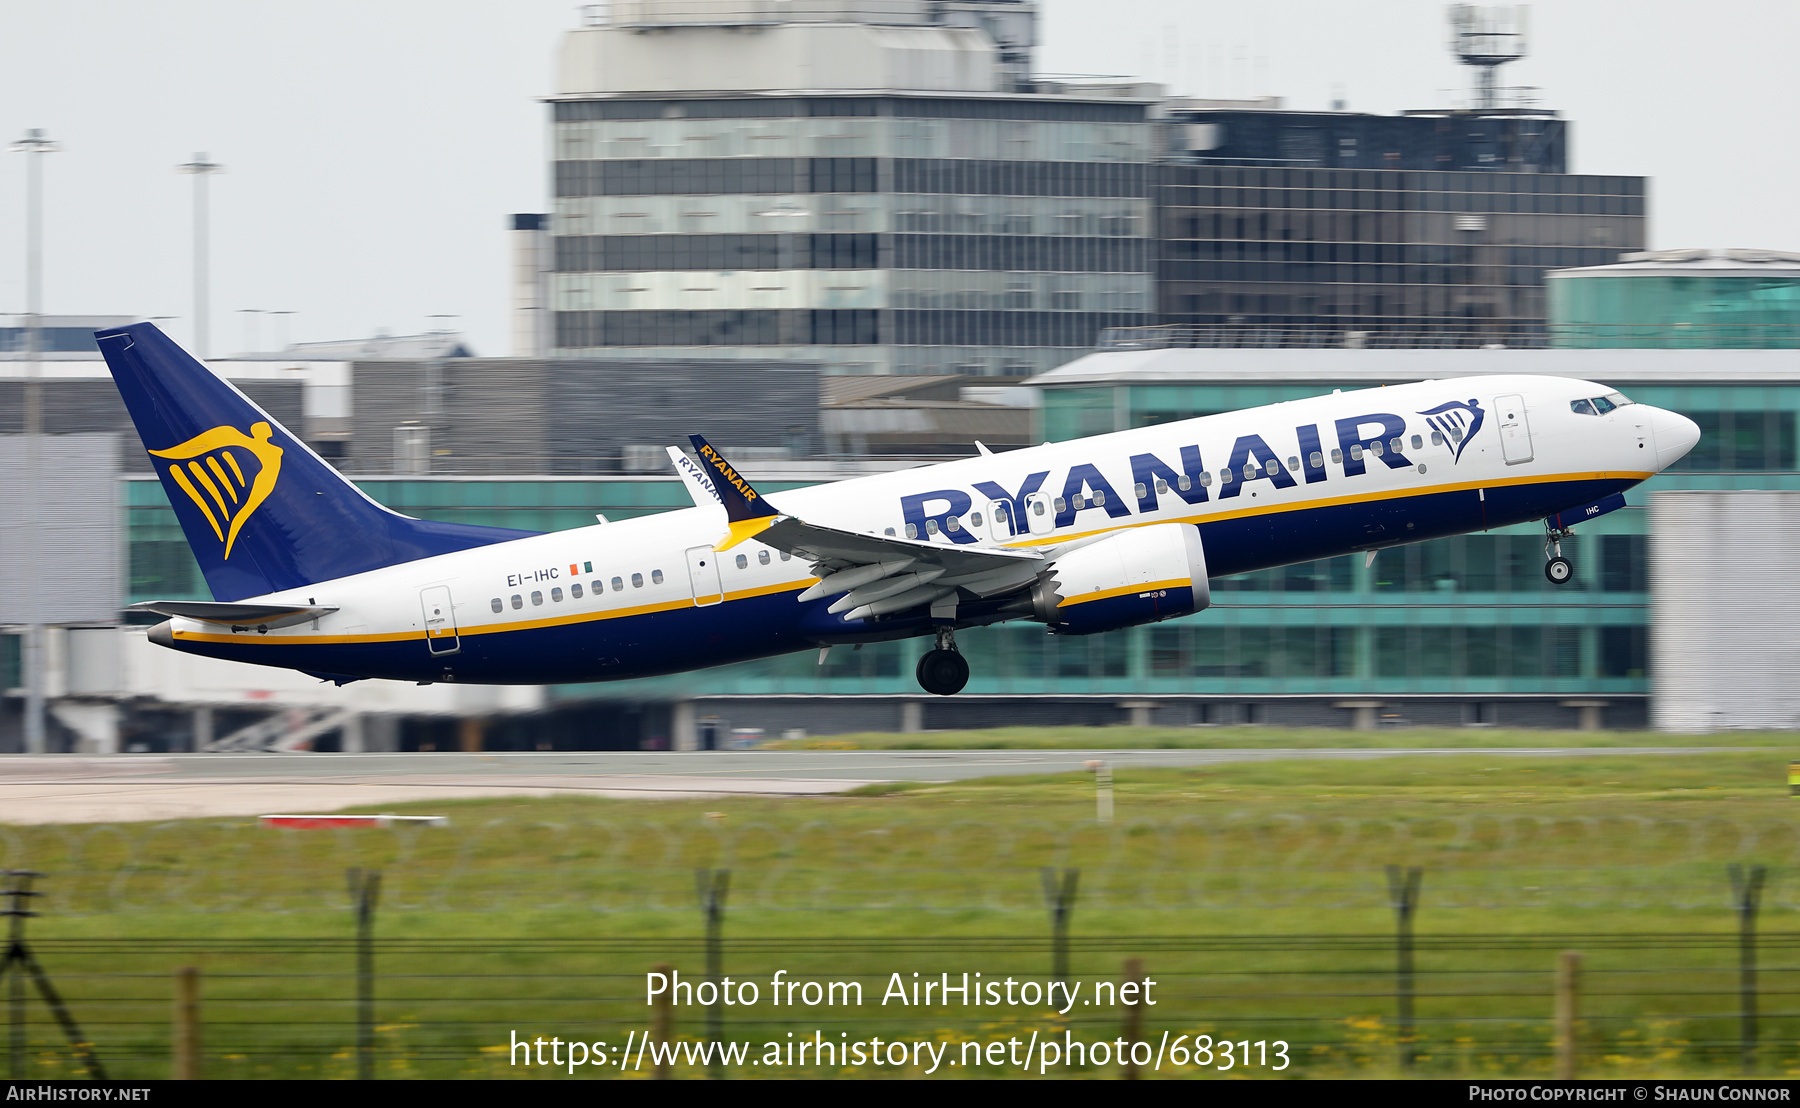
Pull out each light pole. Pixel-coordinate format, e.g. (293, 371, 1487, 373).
(9, 128, 59, 756)
(177, 153, 224, 359)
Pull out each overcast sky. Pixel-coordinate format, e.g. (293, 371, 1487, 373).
(0, 1, 1793, 357)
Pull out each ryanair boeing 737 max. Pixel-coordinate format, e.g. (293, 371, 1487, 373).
(99, 323, 1700, 695)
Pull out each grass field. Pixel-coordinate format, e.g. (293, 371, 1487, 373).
(8, 733, 1800, 1080)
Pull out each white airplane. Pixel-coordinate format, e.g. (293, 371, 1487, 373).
(101, 322, 1699, 696)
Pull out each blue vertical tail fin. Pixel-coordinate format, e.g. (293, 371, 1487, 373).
(98, 322, 538, 601)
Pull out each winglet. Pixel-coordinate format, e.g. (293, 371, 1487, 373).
(688, 434, 780, 549)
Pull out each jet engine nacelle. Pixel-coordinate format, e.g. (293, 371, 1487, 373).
(1030, 522, 1210, 635)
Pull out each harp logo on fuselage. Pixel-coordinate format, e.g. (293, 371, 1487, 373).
(149, 422, 284, 559)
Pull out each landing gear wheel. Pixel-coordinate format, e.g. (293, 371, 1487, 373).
(916, 649, 970, 696)
(1545, 557, 1573, 585)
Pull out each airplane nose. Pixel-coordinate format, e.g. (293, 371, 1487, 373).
(1647, 407, 1701, 470)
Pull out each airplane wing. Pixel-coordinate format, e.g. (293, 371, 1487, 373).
(128, 600, 338, 630)
(687, 435, 1043, 620)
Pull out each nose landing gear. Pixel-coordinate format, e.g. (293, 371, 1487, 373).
(916, 625, 970, 696)
(1544, 523, 1575, 585)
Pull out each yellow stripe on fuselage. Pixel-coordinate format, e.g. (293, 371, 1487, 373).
(172, 469, 1643, 648)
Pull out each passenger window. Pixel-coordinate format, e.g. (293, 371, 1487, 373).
(1198, 472, 1212, 487)
(925, 519, 939, 535)
(551, 587, 563, 602)
(1309, 451, 1324, 468)
(1431, 431, 1444, 446)
(490, 598, 503, 613)
(1155, 479, 1168, 493)
(906, 523, 918, 538)
(946, 516, 961, 532)
(571, 583, 583, 599)
(1176, 475, 1190, 491)
(1133, 483, 1147, 500)
(970, 511, 983, 528)
(1370, 441, 1384, 457)
(511, 594, 523, 609)
(1242, 463, 1256, 479)
(1448, 426, 1464, 442)
(885, 527, 896, 536)
(1053, 497, 1067, 512)
(592, 579, 603, 594)
(1411, 435, 1423, 450)
(1031, 500, 1045, 515)
(735, 554, 748, 569)
(758, 550, 770, 565)
(531, 591, 543, 606)
(1219, 469, 1233, 484)
(1331, 448, 1344, 464)
(612, 577, 624, 591)
(651, 569, 663, 584)
(1287, 457, 1299, 471)
(631, 573, 644, 588)
(1092, 490, 1105, 506)
(780, 551, 790, 560)
(1390, 438, 1403, 453)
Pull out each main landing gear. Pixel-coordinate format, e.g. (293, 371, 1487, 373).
(916, 625, 969, 696)
(1544, 522, 1575, 585)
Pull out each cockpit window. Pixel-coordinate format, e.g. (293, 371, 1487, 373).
(1572, 393, 1633, 416)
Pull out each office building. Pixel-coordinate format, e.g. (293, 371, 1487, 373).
(543, 0, 1157, 377)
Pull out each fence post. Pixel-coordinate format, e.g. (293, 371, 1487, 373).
(172, 966, 201, 1080)
(1120, 957, 1144, 1080)
(1729, 864, 1768, 1075)
(650, 961, 674, 1080)
(347, 868, 381, 1081)
(1554, 951, 1580, 1079)
(1385, 865, 1423, 1070)
(1040, 867, 1079, 984)
(696, 868, 729, 1079)
(1085, 760, 1113, 825)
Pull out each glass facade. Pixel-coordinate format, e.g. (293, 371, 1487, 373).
(548, 94, 1157, 376)
(1548, 271, 1800, 348)
(1155, 166, 1646, 341)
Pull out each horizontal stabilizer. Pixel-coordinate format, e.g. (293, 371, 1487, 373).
(128, 600, 337, 630)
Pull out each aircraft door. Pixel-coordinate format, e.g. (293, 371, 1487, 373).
(421, 585, 460, 655)
(1496, 394, 1534, 465)
(987, 500, 1014, 541)
(686, 545, 723, 606)
(1024, 491, 1055, 535)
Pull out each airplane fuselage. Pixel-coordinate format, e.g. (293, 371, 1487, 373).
(152, 374, 1693, 686)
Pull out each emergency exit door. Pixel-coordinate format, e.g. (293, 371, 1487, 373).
(686, 545, 723, 606)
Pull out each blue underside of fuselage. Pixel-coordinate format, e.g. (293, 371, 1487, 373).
(171, 475, 1634, 685)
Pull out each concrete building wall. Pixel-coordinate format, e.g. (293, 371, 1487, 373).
(1651, 490, 1800, 731)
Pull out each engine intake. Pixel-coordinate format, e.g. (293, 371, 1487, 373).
(1031, 523, 1210, 635)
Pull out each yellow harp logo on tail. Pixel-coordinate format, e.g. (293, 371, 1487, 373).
(149, 422, 284, 559)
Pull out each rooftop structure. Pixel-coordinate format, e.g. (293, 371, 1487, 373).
(1548, 249, 1800, 349)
